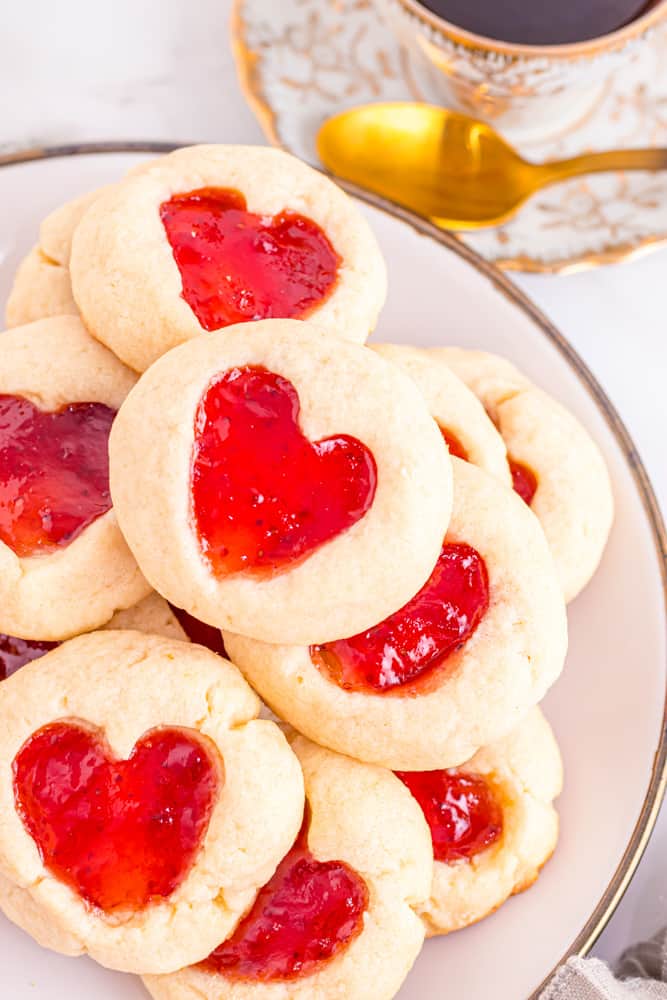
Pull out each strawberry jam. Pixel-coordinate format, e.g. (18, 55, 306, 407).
(313, 542, 489, 693)
(204, 812, 368, 982)
(160, 188, 340, 331)
(191, 366, 377, 576)
(0, 396, 115, 558)
(439, 426, 469, 461)
(13, 722, 220, 912)
(169, 605, 228, 657)
(510, 459, 538, 506)
(396, 769, 503, 863)
(0, 635, 58, 680)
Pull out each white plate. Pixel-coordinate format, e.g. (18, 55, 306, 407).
(0, 148, 665, 1000)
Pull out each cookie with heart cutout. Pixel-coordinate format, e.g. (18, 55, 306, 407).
(372, 343, 511, 485)
(430, 347, 614, 602)
(109, 319, 452, 646)
(223, 458, 567, 770)
(0, 315, 153, 641)
(143, 732, 432, 1000)
(69, 144, 388, 372)
(395, 707, 562, 936)
(0, 630, 304, 975)
(5, 187, 109, 328)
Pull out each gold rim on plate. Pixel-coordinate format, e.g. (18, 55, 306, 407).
(230, 0, 667, 275)
(0, 142, 665, 997)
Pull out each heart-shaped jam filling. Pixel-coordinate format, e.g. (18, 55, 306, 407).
(509, 459, 538, 506)
(396, 769, 503, 863)
(169, 605, 228, 657)
(13, 722, 220, 912)
(160, 188, 340, 331)
(312, 542, 489, 693)
(204, 811, 368, 982)
(439, 426, 469, 462)
(0, 395, 115, 558)
(0, 635, 58, 680)
(191, 366, 377, 576)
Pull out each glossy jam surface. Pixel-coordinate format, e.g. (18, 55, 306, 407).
(510, 459, 538, 506)
(170, 606, 228, 657)
(13, 722, 220, 912)
(191, 366, 377, 576)
(0, 635, 59, 680)
(439, 426, 469, 461)
(313, 542, 489, 693)
(0, 396, 115, 558)
(396, 769, 503, 863)
(160, 187, 340, 331)
(204, 815, 368, 982)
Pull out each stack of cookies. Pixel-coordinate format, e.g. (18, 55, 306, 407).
(0, 145, 613, 999)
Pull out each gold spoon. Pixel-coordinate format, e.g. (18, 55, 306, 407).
(317, 103, 667, 230)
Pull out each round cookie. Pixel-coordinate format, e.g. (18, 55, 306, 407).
(6, 187, 108, 328)
(70, 144, 388, 371)
(431, 347, 614, 602)
(0, 316, 151, 640)
(396, 708, 562, 936)
(143, 733, 432, 1000)
(223, 458, 568, 770)
(372, 343, 511, 485)
(109, 320, 452, 645)
(0, 630, 304, 975)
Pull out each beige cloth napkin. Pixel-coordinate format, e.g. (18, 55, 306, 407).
(542, 931, 667, 999)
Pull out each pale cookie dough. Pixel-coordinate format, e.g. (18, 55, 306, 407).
(144, 733, 432, 1000)
(110, 320, 452, 645)
(70, 144, 388, 371)
(5, 187, 109, 328)
(0, 631, 304, 975)
(411, 708, 562, 936)
(372, 344, 511, 485)
(431, 347, 614, 603)
(224, 459, 567, 770)
(0, 316, 151, 640)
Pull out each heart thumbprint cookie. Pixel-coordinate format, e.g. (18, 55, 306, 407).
(0, 316, 152, 640)
(143, 733, 432, 1000)
(430, 348, 614, 602)
(68, 145, 387, 372)
(109, 320, 452, 645)
(395, 708, 562, 936)
(224, 459, 568, 770)
(0, 630, 304, 974)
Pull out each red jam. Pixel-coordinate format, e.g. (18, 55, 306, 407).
(0, 396, 115, 558)
(191, 366, 377, 576)
(0, 635, 58, 680)
(313, 542, 489, 693)
(204, 812, 368, 982)
(169, 606, 228, 657)
(13, 722, 220, 912)
(160, 187, 340, 331)
(439, 426, 469, 462)
(396, 769, 503, 863)
(510, 459, 538, 506)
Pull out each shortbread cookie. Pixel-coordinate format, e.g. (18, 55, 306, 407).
(0, 631, 304, 975)
(0, 316, 151, 640)
(372, 343, 511, 485)
(110, 320, 452, 645)
(432, 347, 614, 602)
(70, 145, 387, 371)
(6, 188, 108, 328)
(224, 459, 567, 770)
(144, 733, 432, 1000)
(396, 708, 562, 936)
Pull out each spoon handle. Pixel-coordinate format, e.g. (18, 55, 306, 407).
(539, 148, 667, 185)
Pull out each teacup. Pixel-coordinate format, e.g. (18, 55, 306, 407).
(377, 0, 667, 141)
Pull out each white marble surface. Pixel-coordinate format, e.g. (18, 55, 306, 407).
(2, 0, 666, 980)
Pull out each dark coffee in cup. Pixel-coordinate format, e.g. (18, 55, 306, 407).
(415, 0, 653, 44)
